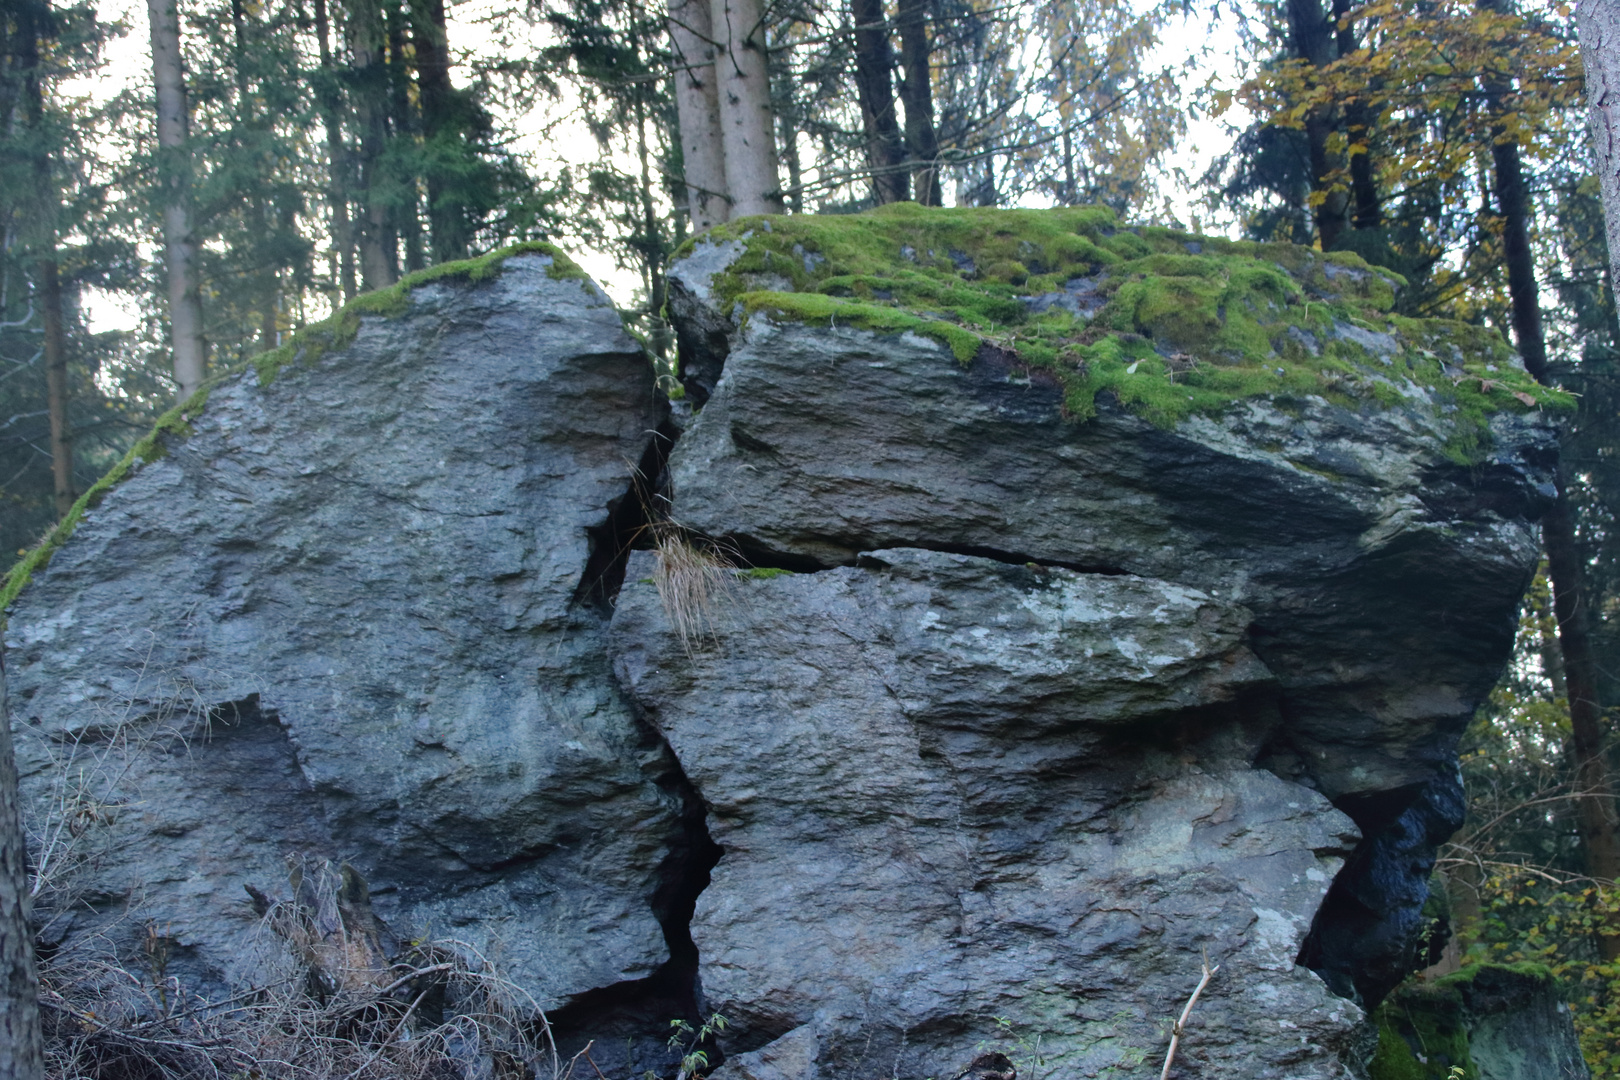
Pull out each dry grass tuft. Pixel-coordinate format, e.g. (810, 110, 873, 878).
(651, 526, 737, 657)
(37, 856, 585, 1080)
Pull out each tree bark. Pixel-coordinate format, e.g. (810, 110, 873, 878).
(0, 649, 44, 1080)
(1581, 0, 1620, 305)
(895, 0, 939, 205)
(411, 0, 466, 263)
(147, 0, 207, 396)
(709, 0, 782, 216)
(349, 0, 396, 289)
(851, 0, 907, 204)
(313, 0, 357, 301)
(1285, 0, 1348, 249)
(669, 0, 728, 229)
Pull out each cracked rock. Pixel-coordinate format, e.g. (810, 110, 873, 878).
(4, 255, 684, 1007)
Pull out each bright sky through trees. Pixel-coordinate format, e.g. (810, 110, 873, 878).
(70, 0, 1252, 329)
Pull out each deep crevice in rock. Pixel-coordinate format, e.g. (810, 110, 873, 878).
(1296, 768, 1466, 1010)
(573, 416, 680, 613)
(545, 732, 725, 1077)
(712, 533, 1132, 578)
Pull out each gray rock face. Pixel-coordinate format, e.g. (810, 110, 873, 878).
(4, 255, 688, 1008)
(642, 237, 1557, 1075)
(4, 227, 1564, 1080)
(667, 315, 1550, 807)
(613, 549, 1366, 1079)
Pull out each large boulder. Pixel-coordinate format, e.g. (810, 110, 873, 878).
(3, 250, 701, 1013)
(642, 205, 1561, 1076)
(2, 207, 1564, 1080)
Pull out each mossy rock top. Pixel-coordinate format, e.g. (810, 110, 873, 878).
(676, 203, 1567, 447)
(0, 242, 590, 615)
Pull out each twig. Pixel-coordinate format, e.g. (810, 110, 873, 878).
(1159, 953, 1219, 1080)
(374, 962, 455, 998)
(584, 1040, 611, 1080)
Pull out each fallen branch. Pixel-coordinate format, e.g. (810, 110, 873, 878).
(1159, 954, 1219, 1080)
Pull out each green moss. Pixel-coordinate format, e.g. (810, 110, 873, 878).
(687, 204, 1567, 449)
(254, 241, 582, 386)
(1369, 963, 1558, 1080)
(1, 241, 584, 616)
(742, 567, 795, 579)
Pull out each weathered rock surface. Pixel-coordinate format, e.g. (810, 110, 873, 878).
(3, 208, 1569, 1080)
(613, 548, 1364, 1078)
(648, 211, 1558, 1076)
(4, 254, 692, 1008)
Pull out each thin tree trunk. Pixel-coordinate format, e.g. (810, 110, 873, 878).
(779, 107, 802, 213)
(0, 650, 43, 1080)
(851, 0, 907, 204)
(669, 0, 728, 229)
(1331, 0, 1380, 230)
(634, 89, 665, 313)
(411, 0, 465, 262)
(387, 7, 423, 274)
(313, 0, 356, 301)
(1581, 0, 1620, 304)
(895, 0, 939, 206)
(18, 10, 74, 520)
(709, 0, 782, 216)
(1062, 125, 1076, 205)
(40, 260, 72, 519)
(350, 0, 396, 289)
(147, 0, 207, 396)
(230, 0, 277, 350)
(1285, 0, 1348, 249)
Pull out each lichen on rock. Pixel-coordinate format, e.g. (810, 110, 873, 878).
(672, 203, 1567, 458)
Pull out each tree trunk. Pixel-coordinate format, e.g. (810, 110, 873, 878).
(18, 10, 74, 520)
(230, 0, 277, 350)
(851, 0, 907, 204)
(411, 0, 466, 263)
(40, 260, 73, 520)
(709, 0, 782, 216)
(1285, 0, 1348, 249)
(388, 6, 423, 274)
(895, 0, 939, 206)
(1510, 1, 1620, 957)
(669, 0, 728, 229)
(1581, 0, 1620, 305)
(147, 0, 207, 396)
(0, 650, 43, 1080)
(350, 0, 396, 289)
(1331, 0, 1380, 230)
(1479, 2, 1547, 382)
(779, 107, 802, 213)
(314, 0, 357, 301)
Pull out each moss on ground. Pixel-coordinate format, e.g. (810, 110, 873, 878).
(0, 242, 582, 615)
(679, 204, 1568, 458)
